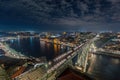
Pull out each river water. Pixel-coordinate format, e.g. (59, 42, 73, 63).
(6, 37, 120, 80)
(6, 37, 69, 61)
(87, 54, 120, 80)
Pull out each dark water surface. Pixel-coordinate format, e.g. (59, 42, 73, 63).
(6, 37, 69, 60)
(87, 54, 120, 80)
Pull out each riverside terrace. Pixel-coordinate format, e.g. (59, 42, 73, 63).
(103, 39, 120, 51)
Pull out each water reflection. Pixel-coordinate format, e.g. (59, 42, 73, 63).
(17, 35, 20, 47)
(30, 37, 33, 46)
(6, 37, 69, 60)
(87, 54, 120, 80)
(54, 44, 58, 54)
(40, 40, 45, 53)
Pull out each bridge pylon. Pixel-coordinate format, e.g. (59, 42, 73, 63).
(76, 40, 95, 72)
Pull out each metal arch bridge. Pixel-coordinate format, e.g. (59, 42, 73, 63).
(14, 36, 98, 80)
(40, 36, 97, 80)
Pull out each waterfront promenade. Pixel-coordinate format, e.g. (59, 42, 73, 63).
(0, 42, 28, 59)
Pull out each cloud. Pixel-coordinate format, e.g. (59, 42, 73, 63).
(0, 0, 120, 31)
(108, 0, 120, 3)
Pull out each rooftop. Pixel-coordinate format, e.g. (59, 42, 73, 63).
(57, 68, 93, 80)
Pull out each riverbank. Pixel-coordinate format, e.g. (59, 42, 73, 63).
(0, 42, 29, 59)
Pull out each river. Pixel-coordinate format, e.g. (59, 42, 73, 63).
(87, 54, 120, 80)
(6, 37, 69, 61)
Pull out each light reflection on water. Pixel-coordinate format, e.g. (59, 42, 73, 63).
(6, 37, 69, 61)
(87, 54, 120, 80)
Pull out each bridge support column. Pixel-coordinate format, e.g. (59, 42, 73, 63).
(76, 42, 92, 72)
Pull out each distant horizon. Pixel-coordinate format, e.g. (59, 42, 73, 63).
(0, 23, 120, 32)
(0, 29, 118, 33)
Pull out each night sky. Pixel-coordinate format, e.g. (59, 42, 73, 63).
(0, 0, 120, 31)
